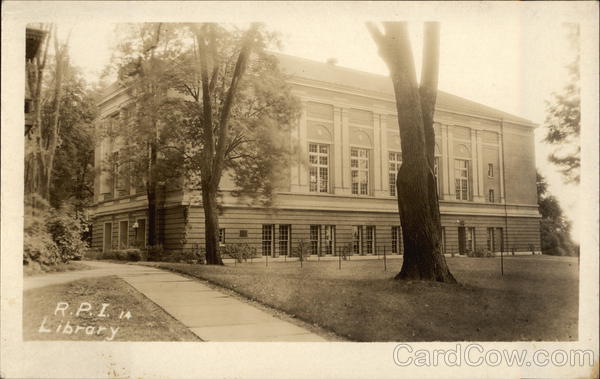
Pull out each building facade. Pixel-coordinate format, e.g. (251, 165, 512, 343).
(90, 53, 541, 257)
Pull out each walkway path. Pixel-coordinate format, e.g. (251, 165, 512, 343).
(24, 261, 328, 342)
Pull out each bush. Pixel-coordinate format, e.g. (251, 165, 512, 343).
(222, 243, 258, 262)
(467, 248, 494, 258)
(161, 249, 203, 264)
(24, 197, 87, 266)
(46, 205, 87, 261)
(291, 240, 310, 260)
(146, 245, 164, 261)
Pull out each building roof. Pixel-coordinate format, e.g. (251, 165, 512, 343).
(274, 52, 535, 126)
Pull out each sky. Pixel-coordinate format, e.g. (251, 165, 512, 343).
(23, 2, 597, 242)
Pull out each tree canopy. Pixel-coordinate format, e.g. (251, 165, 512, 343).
(543, 23, 580, 184)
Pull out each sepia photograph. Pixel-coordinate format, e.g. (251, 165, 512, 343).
(2, 1, 599, 378)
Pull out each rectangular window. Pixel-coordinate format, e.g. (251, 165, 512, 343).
(351, 148, 369, 195)
(309, 225, 320, 255)
(261, 225, 273, 256)
(487, 227, 494, 251)
(388, 152, 402, 196)
(488, 189, 495, 203)
(278, 225, 291, 256)
(135, 219, 146, 248)
(391, 226, 401, 254)
(119, 220, 128, 249)
(218, 228, 226, 246)
(365, 226, 376, 254)
(466, 227, 475, 253)
(323, 225, 336, 255)
(309, 143, 329, 193)
(352, 226, 362, 255)
(494, 227, 504, 252)
(488, 163, 494, 178)
(454, 159, 470, 201)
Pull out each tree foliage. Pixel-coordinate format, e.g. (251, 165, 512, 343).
(108, 23, 301, 262)
(543, 23, 580, 184)
(536, 172, 577, 256)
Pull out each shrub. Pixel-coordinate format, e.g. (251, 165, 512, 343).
(291, 240, 310, 260)
(467, 248, 494, 258)
(162, 249, 202, 264)
(126, 248, 142, 261)
(146, 245, 164, 261)
(24, 197, 87, 266)
(222, 243, 258, 262)
(46, 205, 87, 261)
(24, 208, 62, 266)
(83, 248, 102, 260)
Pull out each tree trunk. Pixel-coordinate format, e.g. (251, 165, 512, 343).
(368, 22, 455, 283)
(202, 181, 223, 265)
(146, 141, 158, 247)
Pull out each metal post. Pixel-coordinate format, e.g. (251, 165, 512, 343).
(383, 246, 387, 271)
(338, 247, 341, 270)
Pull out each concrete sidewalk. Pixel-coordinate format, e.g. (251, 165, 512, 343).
(25, 261, 328, 342)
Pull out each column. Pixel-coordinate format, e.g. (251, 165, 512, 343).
(447, 127, 455, 198)
(340, 108, 351, 195)
(441, 124, 450, 197)
(373, 113, 382, 196)
(476, 129, 485, 202)
(470, 129, 482, 201)
(498, 132, 505, 202)
(291, 102, 307, 192)
(333, 107, 343, 194)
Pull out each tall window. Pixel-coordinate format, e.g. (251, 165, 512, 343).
(365, 226, 376, 254)
(218, 228, 226, 246)
(309, 225, 320, 255)
(323, 225, 335, 255)
(487, 227, 503, 252)
(278, 225, 290, 256)
(486, 227, 494, 251)
(454, 159, 470, 201)
(135, 219, 146, 248)
(466, 227, 475, 252)
(119, 220, 128, 249)
(261, 224, 273, 256)
(488, 189, 495, 203)
(309, 143, 329, 193)
(352, 226, 362, 254)
(487, 163, 494, 178)
(388, 152, 402, 196)
(351, 148, 369, 195)
(391, 226, 401, 254)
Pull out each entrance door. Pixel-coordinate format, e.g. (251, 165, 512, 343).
(103, 223, 112, 253)
(458, 226, 466, 254)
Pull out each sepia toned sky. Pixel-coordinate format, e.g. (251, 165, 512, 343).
(32, 3, 598, 241)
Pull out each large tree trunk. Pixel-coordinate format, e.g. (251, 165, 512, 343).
(368, 22, 455, 283)
(201, 181, 223, 265)
(146, 141, 158, 247)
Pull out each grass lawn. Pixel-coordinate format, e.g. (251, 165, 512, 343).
(24, 261, 92, 277)
(23, 276, 200, 341)
(143, 256, 579, 342)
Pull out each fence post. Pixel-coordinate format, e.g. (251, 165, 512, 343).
(266, 253, 268, 267)
(384, 245, 387, 271)
(338, 246, 341, 270)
